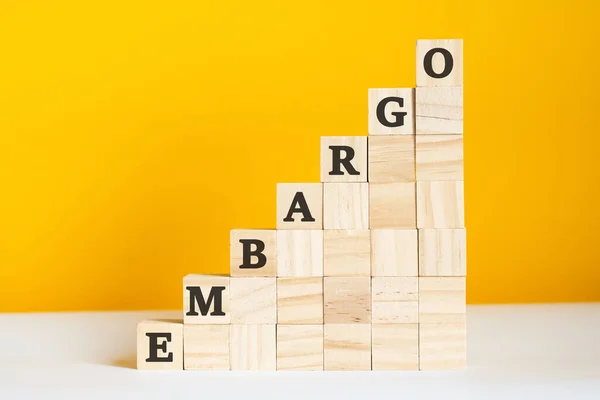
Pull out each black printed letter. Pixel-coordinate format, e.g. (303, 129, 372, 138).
(376, 97, 407, 127)
(146, 332, 173, 362)
(185, 286, 226, 316)
(283, 192, 315, 222)
(329, 145, 360, 176)
(239, 239, 267, 269)
(423, 48, 453, 79)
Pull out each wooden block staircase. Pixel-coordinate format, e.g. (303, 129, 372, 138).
(137, 38, 465, 371)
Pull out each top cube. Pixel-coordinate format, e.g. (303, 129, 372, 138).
(416, 39, 463, 87)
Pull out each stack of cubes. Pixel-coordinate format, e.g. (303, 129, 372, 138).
(136, 39, 465, 371)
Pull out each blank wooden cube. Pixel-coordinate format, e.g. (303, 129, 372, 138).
(277, 277, 323, 324)
(417, 181, 464, 228)
(323, 183, 369, 229)
(419, 277, 466, 323)
(137, 320, 183, 370)
(324, 277, 371, 324)
(372, 277, 418, 324)
(419, 229, 466, 276)
(277, 183, 323, 230)
(419, 322, 466, 370)
(416, 135, 463, 181)
(277, 325, 324, 371)
(183, 274, 230, 324)
(371, 229, 418, 277)
(416, 39, 463, 87)
(183, 325, 229, 370)
(230, 229, 276, 277)
(276, 230, 323, 277)
(324, 324, 371, 371)
(416, 86, 463, 134)
(230, 277, 276, 324)
(368, 88, 415, 135)
(321, 136, 367, 183)
(372, 324, 418, 370)
(369, 182, 416, 229)
(368, 135, 415, 183)
(323, 230, 370, 277)
(230, 324, 276, 371)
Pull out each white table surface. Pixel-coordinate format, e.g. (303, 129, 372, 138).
(1, 303, 599, 399)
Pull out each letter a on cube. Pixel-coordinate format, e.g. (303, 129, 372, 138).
(183, 274, 230, 324)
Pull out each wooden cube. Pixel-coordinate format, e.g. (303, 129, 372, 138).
(230, 229, 276, 277)
(419, 229, 466, 276)
(369, 182, 416, 229)
(371, 229, 418, 277)
(416, 135, 463, 181)
(416, 86, 463, 134)
(323, 183, 369, 229)
(230, 324, 276, 371)
(324, 324, 371, 371)
(320, 136, 367, 183)
(419, 277, 466, 323)
(372, 277, 418, 324)
(368, 135, 415, 183)
(137, 320, 183, 370)
(277, 183, 323, 230)
(276, 230, 323, 277)
(372, 324, 419, 370)
(417, 181, 464, 228)
(323, 230, 370, 277)
(419, 322, 466, 370)
(183, 274, 230, 324)
(277, 277, 323, 324)
(230, 277, 277, 324)
(416, 39, 463, 87)
(277, 325, 324, 371)
(183, 325, 229, 370)
(324, 277, 371, 324)
(368, 88, 415, 135)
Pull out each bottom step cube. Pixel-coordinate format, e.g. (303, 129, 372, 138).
(372, 324, 419, 370)
(419, 322, 466, 370)
(277, 325, 324, 371)
(230, 324, 276, 371)
(324, 324, 371, 371)
(184, 325, 229, 370)
(137, 320, 183, 370)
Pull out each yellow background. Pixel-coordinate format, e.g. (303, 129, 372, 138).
(1, 1, 599, 312)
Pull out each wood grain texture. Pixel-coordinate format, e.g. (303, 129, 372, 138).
(419, 322, 466, 370)
(419, 277, 466, 323)
(230, 277, 277, 324)
(323, 183, 369, 229)
(324, 277, 371, 324)
(372, 324, 419, 370)
(419, 229, 466, 276)
(368, 135, 416, 183)
(416, 39, 463, 87)
(416, 86, 463, 134)
(371, 229, 418, 277)
(230, 229, 276, 277)
(324, 324, 371, 371)
(416, 135, 463, 181)
(276, 183, 323, 230)
(416, 181, 465, 228)
(276, 230, 323, 277)
(369, 182, 416, 229)
(183, 274, 230, 324)
(230, 324, 276, 371)
(183, 325, 229, 370)
(277, 325, 324, 371)
(372, 277, 418, 324)
(320, 136, 368, 183)
(277, 277, 323, 324)
(137, 320, 183, 370)
(368, 88, 415, 135)
(323, 230, 370, 277)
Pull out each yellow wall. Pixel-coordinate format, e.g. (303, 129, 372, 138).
(1, 1, 599, 312)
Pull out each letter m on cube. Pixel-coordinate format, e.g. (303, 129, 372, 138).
(183, 274, 230, 324)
